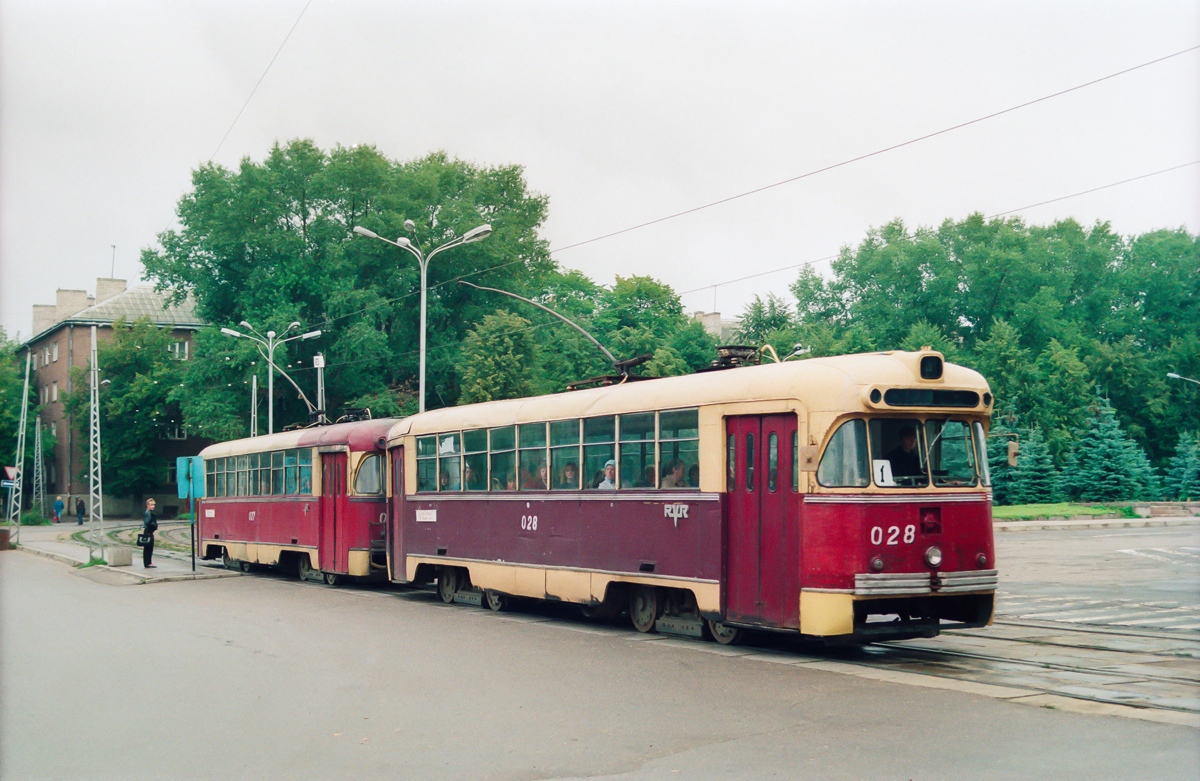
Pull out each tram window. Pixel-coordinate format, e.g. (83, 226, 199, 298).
(745, 434, 755, 492)
(247, 458, 259, 496)
(272, 451, 285, 495)
(416, 436, 437, 492)
(768, 433, 779, 492)
(516, 423, 546, 490)
(659, 409, 699, 490)
(438, 433, 461, 491)
(925, 419, 977, 487)
(463, 429, 488, 492)
(205, 460, 215, 497)
(973, 422, 991, 487)
(237, 455, 248, 497)
(354, 454, 383, 495)
(463, 453, 487, 491)
(791, 432, 800, 492)
(583, 416, 615, 489)
(619, 413, 655, 489)
(285, 449, 299, 494)
(727, 435, 736, 492)
(868, 419, 929, 488)
(551, 420, 581, 490)
(817, 420, 870, 488)
(259, 453, 271, 496)
(215, 466, 226, 498)
(489, 427, 516, 490)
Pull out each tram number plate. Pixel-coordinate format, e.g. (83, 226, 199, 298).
(521, 514, 538, 531)
(870, 525, 916, 545)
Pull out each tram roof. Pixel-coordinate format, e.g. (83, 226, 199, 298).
(387, 350, 990, 442)
(199, 418, 398, 459)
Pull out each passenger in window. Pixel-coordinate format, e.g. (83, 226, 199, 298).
(522, 461, 549, 490)
(887, 425, 924, 478)
(687, 463, 700, 488)
(557, 462, 578, 489)
(463, 462, 485, 491)
(660, 459, 687, 489)
(598, 460, 617, 490)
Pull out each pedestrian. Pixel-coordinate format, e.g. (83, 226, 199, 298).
(53, 495, 64, 522)
(75, 497, 85, 525)
(141, 498, 158, 569)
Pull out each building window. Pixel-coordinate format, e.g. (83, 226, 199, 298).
(43, 347, 50, 365)
(52, 342, 59, 362)
(160, 424, 188, 441)
(51, 382, 58, 402)
(167, 341, 189, 361)
(167, 462, 177, 486)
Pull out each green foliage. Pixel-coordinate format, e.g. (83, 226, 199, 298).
(457, 312, 536, 403)
(1057, 397, 1158, 502)
(20, 509, 50, 526)
(1008, 428, 1059, 505)
(61, 319, 184, 500)
(1164, 433, 1200, 502)
(734, 294, 793, 344)
(985, 412, 1017, 506)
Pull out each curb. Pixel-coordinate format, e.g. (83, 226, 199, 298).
(16, 545, 239, 583)
(995, 517, 1200, 532)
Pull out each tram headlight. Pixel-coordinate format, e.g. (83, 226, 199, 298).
(924, 546, 943, 568)
(870, 556, 884, 572)
(977, 552, 988, 567)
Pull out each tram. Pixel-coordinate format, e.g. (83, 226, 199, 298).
(197, 418, 395, 584)
(384, 349, 997, 643)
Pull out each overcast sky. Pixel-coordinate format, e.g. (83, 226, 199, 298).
(2, 1, 1197, 341)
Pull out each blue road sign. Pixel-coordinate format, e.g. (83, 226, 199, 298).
(176, 456, 206, 499)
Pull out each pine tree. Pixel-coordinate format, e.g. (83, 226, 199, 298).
(1057, 397, 1158, 502)
(986, 411, 1018, 505)
(1009, 428, 1059, 504)
(1164, 433, 1200, 501)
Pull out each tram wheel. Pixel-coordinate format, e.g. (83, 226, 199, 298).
(483, 589, 507, 612)
(437, 568, 459, 604)
(240, 560, 253, 573)
(222, 551, 237, 570)
(324, 572, 340, 586)
(298, 555, 316, 582)
(706, 619, 743, 646)
(629, 586, 660, 633)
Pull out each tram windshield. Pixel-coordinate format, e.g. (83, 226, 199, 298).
(866, 418, 982, 488)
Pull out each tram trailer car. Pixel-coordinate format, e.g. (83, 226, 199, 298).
(385, 349, 997, 644)
(197, 419, 396, 584)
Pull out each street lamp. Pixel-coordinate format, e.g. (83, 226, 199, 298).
(1167, 372, 1200, 387)
(352, 222, 491, 412)
(220, 322, 321, 433)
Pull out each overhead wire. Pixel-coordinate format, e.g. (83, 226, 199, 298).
(295, 158, 1200, 375)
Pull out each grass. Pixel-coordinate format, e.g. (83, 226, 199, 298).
(76, 557, 108, 569)
(992, 502, 1132, 520)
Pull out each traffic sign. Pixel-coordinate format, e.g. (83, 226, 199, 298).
(1, 480, 16, 489)
(3, 466, 15, 480)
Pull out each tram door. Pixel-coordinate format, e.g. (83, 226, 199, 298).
(725, 415, 800, 628)
(389, 447, 405, 582)
(320, 452, 348, 573)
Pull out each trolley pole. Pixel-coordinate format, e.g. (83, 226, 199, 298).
(314, 354, 326, 423)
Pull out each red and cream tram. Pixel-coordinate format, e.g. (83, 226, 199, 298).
(385, 349, 997, 643)
(197, 419, 395, 585)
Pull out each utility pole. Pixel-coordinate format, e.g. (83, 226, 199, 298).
(33, 419, 46, 520)
(88, 326, 105, 545)
(7, 350, 31, 541)
(314, 354, 326, 424)
(251, 374, 258, 437)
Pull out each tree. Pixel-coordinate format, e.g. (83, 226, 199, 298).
(1057, 397, 1158, 502)
(456, 312, 536, 403)
(985, 412, 1019, 506)
(1008, 428, 1059, 505)
(734, 294, 794, 344)
(62, 319, 184, 501)
(1163, 433, 1200, 502)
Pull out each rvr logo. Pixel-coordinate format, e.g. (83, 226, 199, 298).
(664, 503, 689, 528)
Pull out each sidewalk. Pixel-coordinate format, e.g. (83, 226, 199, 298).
(994, 515, 1200, 532)
(11, 522, 239, 585)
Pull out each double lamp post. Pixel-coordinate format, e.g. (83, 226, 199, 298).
(352, 221, 491, 413)
(220, 321, 321, 434)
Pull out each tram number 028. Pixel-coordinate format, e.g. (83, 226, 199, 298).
(521, 515, 538, 531)
(870, 525, 916, 545)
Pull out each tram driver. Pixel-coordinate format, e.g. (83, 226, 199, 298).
(886, 424, 924, 479)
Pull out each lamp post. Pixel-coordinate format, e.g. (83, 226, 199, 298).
(352, 222, 491, 412)
(220, 322, 321, 433)
(1167, 372, 1200, 387)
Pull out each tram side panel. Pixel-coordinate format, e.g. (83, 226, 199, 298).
(401, 492, 724, 614)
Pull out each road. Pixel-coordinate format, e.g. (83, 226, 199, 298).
(2, 525, 1198, 780)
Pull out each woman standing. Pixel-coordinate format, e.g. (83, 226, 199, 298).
(141, 498, 158, 569)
